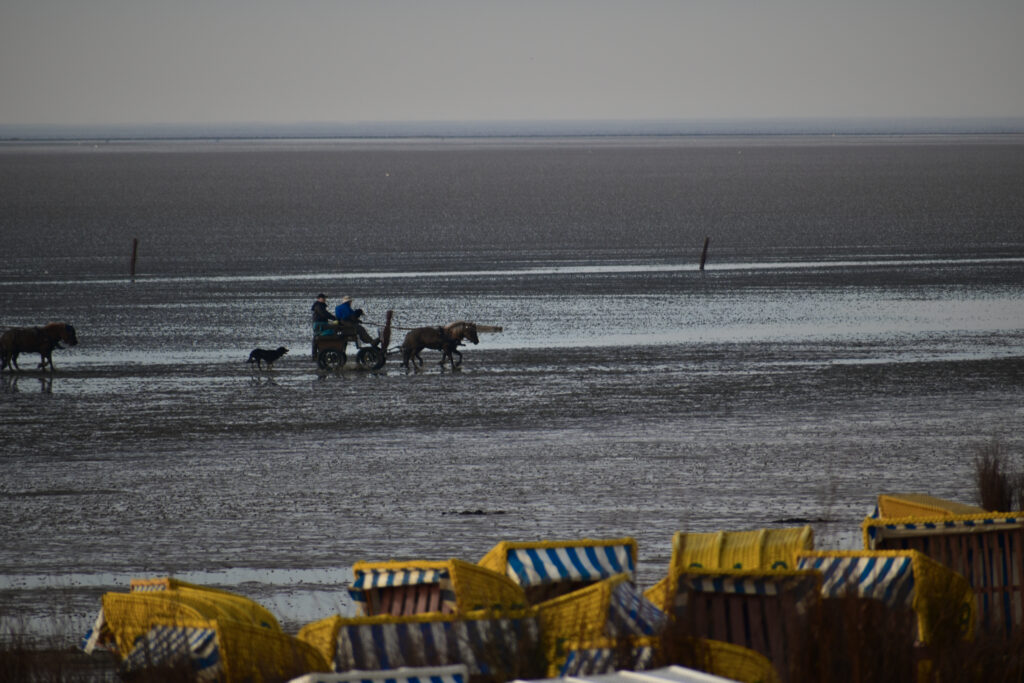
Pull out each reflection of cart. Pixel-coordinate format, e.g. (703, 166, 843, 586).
(314, 310, 392, 371)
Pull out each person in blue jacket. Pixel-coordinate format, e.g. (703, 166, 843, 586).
(335, 296, 378, 346)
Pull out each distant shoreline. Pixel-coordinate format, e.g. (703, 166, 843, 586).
(2, 117, 1024, 142)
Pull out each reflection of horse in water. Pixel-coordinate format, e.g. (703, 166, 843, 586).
(1, 373, 53, 393)
(0, 322, 78, 372)
(401, 321, 479, 370)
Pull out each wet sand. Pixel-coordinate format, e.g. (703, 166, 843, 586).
(2, 137, 1023, 639)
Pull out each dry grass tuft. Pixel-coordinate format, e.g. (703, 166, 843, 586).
(974, 438, 1024, 511)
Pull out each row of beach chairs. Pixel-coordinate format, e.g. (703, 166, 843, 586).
(80, 493, 1024, 682)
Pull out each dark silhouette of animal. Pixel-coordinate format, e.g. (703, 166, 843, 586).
(246, 346, 288, 369)
(401, 321, 479, 369)
(0, 322, 78, 372)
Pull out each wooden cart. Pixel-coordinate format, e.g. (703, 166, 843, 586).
(313, 310, 392, 371)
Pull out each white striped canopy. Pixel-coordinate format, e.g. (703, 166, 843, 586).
(122, 625, 221, 682)
(673, 571, 821, 615)
(559, 644, 656, 677)
(505, 543, 635, 587)
(351, 569, 447, 590)
(331, 614, 539, 676)
(606, 580, 667, 638)
(864, 513, 1023, 546)
(797, 554, 915, 608)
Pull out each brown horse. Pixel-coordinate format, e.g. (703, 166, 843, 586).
(0, 322, 78, 372)
(401, 321, 479, 369)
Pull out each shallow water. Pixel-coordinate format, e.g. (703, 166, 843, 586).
(1, 137, 1023, 639)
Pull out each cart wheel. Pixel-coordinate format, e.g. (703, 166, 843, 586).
(356, 346, 386, 370)
(317, 348, 346, 370)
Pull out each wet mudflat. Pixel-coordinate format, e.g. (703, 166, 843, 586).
(3, 260, 1023, 636)
(1, 136, 1023, 640)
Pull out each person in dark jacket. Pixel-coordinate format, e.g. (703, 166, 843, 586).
(310, 293, 336, 358)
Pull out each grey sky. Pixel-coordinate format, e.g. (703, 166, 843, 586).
(2, 0, 1023, 126)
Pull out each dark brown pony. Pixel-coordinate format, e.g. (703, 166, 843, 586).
(401, 321, 479, 369)
(0, 322, 78, 372)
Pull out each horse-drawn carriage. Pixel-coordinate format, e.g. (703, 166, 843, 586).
(313, 310, 488, 372)
(313, 310, 392, 371)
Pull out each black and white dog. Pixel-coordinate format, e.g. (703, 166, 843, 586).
(246, 346, 288, 369)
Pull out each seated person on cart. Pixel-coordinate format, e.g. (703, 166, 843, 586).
(335, 296, 379, 347)
(310, 293, 337, 357)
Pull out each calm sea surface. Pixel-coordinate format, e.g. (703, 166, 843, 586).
(1, 135, 1023, 637)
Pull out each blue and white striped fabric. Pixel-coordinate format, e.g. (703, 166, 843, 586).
(79, 609, 107, 653)
(130, 582, 168, 592)
(505, 544, 635, 587)
(606, 581, 667, 638)
(287, 664, 468, 683)
(332, 614, 539, 676)
(865, 514, 1023, 546)
(673, 572, 820, 614)
(797, 555, 916, 608)
(352, 569, 447, 590)
(349, 569, 450, 613)
(123, 625, 221, 682)
(559, 644, 655, 676)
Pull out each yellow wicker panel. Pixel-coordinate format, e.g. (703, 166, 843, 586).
(447, 559, 527, 612)
(297, 615, 343, 666)
(909, 551, 977, 642)
(535, 574, 629, 676)
(701, 639, 782, 683)
(102, 592, 217, 655)
(478, 541, 513, 576)
(216, 619, 329, 683)
(130, 577, 281, 630)
(720, 529, 767, 570)
(876, 494, 985, 519)
(352, 559, 526, 615)
(761, 526, 814, 571)
(672, 531, 724, 569)
(671, 526, 812, 571)
(642, 576, 672, 614)
(537, 574, 625, 642)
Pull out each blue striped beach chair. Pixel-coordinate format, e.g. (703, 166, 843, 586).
(478, 538, 638, 604)
(297, 609, 540, 680)
(348, 559, 526, 617)
(81, 583, 326, 682)
(863, 505, 1024, 636)
(120, 621, 222, 682)
(535, 572, 666, 677)
(644, 527, 813, 615)
(665, 567, 821, 682)
(796, 549, 976, 643)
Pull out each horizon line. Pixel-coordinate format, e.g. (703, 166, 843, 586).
(3, 116, 1024, 141)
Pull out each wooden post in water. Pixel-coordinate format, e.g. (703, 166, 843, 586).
(699, 236, 710, 271)
(380, 309, 394, 350)
(130, 238, 139, 280)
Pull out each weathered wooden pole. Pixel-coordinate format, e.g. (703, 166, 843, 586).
(380, 309, 394, 350)
(699, 236, 710, 271)
(130, 238, 139, 280)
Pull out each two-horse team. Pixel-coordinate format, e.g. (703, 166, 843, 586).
(0, 322, 78, 372)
